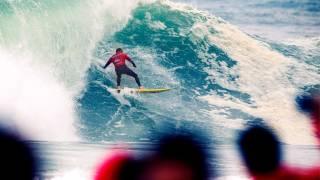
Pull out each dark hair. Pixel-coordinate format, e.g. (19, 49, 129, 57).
(296, 95, 317, 115)
(295, 87, 320, 116)
(116, 48, 123, 53)
(153, 133, 211, 180)
(0, 129, 37, 180)
(237, 125, 281, 174)
(117, 159, 143, 180)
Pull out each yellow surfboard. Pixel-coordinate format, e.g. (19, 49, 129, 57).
(135, 88, 171, 93)
(112, 88, 171, 94)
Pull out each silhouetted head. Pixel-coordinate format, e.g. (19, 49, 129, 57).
(116, 48, 123, 54)
(139, 133, 211, 180)
(296, 90, 320, 119)
(237, 125, 281, 175)
(118, 158, 143, 180)
(0, 128, 37, 180)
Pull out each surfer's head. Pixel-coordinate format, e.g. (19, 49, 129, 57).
(116, 48, 123, 54)
(237, 125, 281, 175)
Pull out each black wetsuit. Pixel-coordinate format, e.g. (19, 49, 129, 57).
(115, 66, 141, 87)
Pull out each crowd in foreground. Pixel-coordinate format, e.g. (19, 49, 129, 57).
(1, 90, 319, 180)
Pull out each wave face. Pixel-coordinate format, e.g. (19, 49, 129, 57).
(79, 1, 320, 144)
(0, 0, 319, 144)
(0, 0, 144, 141)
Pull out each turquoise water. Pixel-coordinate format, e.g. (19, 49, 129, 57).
(0, 0, 319, 179)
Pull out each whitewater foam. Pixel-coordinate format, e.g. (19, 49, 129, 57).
(163, 0, 320, 144)
(0, 50, 78, 141)
(0, 0, 155, 141)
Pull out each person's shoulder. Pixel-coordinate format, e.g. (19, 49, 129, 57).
(122, 53, 129, 58)
(110, 54, 117, 59)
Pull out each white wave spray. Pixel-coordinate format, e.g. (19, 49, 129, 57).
(0, 0, 153, 141)
(164, 1, 320, 145)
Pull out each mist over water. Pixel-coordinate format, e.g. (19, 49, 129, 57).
(0, 0, 149, 141)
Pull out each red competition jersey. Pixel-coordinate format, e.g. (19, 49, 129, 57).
(110, 53, 130, 68)
(252, 166, 320, 180)
(95, 152, 132, 180)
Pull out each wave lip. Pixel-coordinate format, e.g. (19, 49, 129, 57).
(0, 0, 154, 141)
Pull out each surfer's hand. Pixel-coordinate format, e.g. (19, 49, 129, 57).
(101, 65, 107, 69)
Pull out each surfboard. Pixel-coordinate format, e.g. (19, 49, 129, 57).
(112, 88, 171, 94)
(135, 88, 171, 93)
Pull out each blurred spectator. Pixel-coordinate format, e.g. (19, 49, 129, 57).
(95, 130, 213, 180)
(295, 89, 320, 178)
(296, 90, 320, 141)
(138, 133, 212, 180)
(95, 152, 141, 180)
(0, 127, 37, 180)
(237, 125, 304, 179)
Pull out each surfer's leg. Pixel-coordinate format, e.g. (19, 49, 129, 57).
(116, 71, 122, 88)
(134, 75, 141, 87)
(117, 75, 122, 87)
(124, 68, 141, 87)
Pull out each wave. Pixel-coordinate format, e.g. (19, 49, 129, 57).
(0, 0, 319, 144)
(83, 0, 319, 144)
(0, 0, 149, 141)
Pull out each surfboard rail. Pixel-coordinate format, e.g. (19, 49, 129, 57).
(111, 88, 171, 93)
(135, 88, 171, 93)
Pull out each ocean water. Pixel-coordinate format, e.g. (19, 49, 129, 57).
(0, 0, 319, 179)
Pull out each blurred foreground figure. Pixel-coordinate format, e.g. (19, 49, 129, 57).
(0, 128, 37, 180)
(95, 131, 213, 180)
(139, 133, 212, 180)
(296, 90, 320, 142)
(237, 125, 305, 179)
(95, 152, 141, 180)
(296, 89, 320, 178)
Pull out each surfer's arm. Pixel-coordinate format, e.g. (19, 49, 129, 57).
(126, 56, 136, 68)
(103, 58, 112, 69)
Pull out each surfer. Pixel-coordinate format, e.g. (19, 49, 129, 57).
(103, 48, 143, 89)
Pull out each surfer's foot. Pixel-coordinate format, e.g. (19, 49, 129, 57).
(117, 86, 121, 93)
(139, 86, 144, 89)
